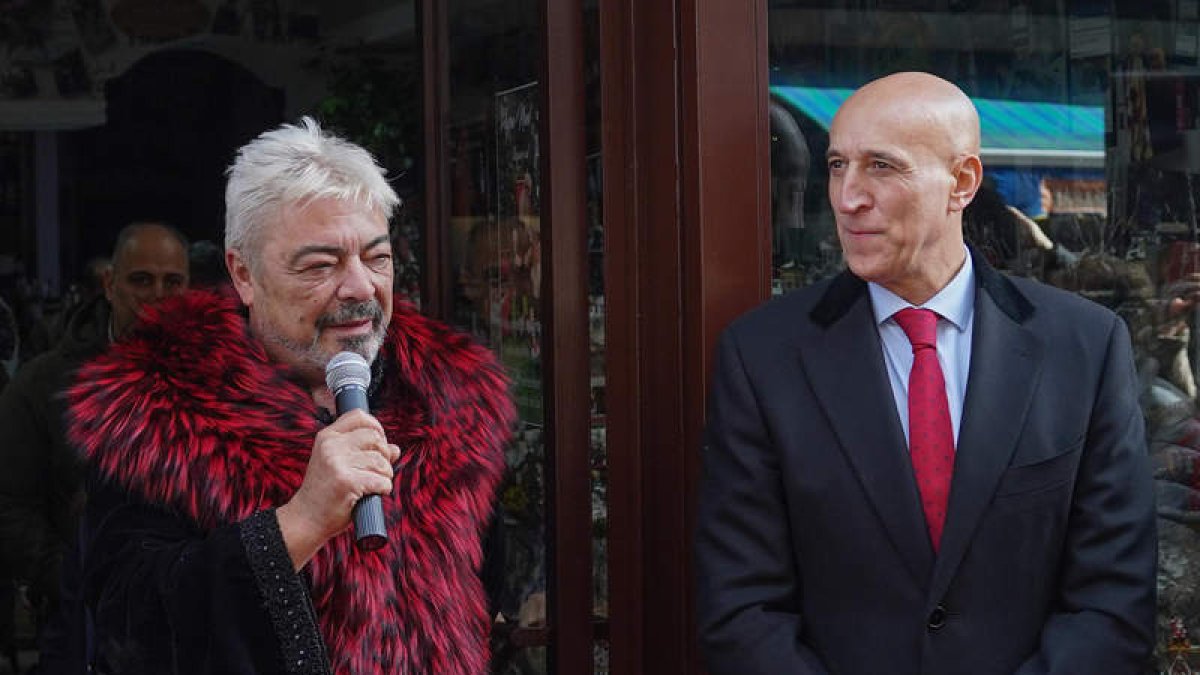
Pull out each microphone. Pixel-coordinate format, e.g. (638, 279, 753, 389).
(325, 351, 388, 551)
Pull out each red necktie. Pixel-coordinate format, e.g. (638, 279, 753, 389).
(893, 308, 955, 552)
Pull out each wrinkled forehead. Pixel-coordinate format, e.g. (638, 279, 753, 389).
(831, 92, 977, 161)
(258, 198, 391, 258)
(829, 100, 924, 160)
(271, 197, 386, 234)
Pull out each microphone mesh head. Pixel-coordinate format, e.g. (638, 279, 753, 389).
(325, 351, 371, 393)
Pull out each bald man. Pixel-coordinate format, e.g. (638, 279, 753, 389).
(696, 73, 1156, 674)
(102, 222, 191, 337)
(0, 221, 188, 669)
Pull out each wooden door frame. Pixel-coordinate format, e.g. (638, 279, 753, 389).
(600, 0, 771, 671)
(420, 0, 772, 669)
(540, 0, 595, 671)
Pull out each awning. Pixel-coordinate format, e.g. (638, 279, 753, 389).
(770, 85, 1105, 168)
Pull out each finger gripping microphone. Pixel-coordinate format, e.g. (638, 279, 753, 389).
(325, 351, 387, 552)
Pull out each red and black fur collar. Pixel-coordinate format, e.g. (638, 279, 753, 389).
(68, 290, 513, 674)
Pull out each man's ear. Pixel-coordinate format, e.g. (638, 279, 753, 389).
(226, 249, 255, 307)
(101, 265, 115, 303)
(949, 154, 983, 213)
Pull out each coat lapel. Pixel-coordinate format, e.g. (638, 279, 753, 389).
(799, 273, 935, 585)
(928, 260, 1043, 603)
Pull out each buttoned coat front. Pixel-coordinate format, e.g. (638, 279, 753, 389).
(696, 250, 1157, 675)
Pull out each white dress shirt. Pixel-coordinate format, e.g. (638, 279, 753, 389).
(868, 249, 975, 446)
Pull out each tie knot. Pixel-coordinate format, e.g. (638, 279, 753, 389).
(894, 307, 938, 350)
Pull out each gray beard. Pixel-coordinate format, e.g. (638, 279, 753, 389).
(255, 299, 387, 382)
(263, 326, 384, 374)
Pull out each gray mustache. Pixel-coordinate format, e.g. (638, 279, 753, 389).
(317, 301, 383, 329)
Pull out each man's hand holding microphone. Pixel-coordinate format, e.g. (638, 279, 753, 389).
(276, 352, 397, 570)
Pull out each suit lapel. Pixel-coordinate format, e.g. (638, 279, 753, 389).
(928, 266, 1043, 602)
(799, 273, 935, 586)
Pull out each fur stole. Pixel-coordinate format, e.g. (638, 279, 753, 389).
(68, 290, 513, 674)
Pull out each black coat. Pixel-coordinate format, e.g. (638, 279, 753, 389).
(0, 296, 108, 603)
(696, 249, 1157, 674)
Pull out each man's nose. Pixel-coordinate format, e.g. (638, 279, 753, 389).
(338, 258, 374, 302)
(831, 168, 871, 214)
(148, 279, 173, 301)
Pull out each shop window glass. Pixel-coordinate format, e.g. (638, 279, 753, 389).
(444, 1, 549, 672)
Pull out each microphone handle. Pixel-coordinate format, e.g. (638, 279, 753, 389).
(334, 387, 369, 416)
(353, 495, 387, 552)
(335, 385, 388, 552)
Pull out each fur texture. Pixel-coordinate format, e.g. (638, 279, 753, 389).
(68, 290, 513, 674)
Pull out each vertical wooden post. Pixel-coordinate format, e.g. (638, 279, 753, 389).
(600, 0, 771, 671)
(541, 0, 594, 670)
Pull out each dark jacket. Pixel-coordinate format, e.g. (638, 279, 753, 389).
(696, 249, 1156, 674)
(0, 295, 108, 603)
(68, 290, 513, 675)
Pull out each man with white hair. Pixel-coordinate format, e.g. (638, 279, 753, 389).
(68, 118, 513, 674)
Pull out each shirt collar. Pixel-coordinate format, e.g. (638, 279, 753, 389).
(868, 246, 975, 331)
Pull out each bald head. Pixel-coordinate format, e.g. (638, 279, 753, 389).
(841, 72, 980, 160)
(104, 222, 190, 337)
(826, 72, 984, 304)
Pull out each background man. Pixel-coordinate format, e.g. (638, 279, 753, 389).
(68, 118, 513, 674)
(0, 221, 189, 670)
(696, 72, 1156, 674)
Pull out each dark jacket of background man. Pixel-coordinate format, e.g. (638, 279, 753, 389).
(0, 296, 108, 613)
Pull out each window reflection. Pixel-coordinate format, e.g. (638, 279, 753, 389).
(445, 2, 548, 672)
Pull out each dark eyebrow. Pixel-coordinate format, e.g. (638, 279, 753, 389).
(363, 235, 391, 251)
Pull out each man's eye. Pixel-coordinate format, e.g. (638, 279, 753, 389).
(871, 160, 891, 170)
(827, 159, 844, 171)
